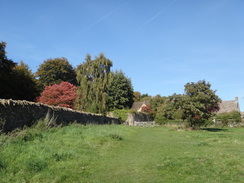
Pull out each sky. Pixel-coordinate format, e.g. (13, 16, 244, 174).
(1, 0, 244, 110)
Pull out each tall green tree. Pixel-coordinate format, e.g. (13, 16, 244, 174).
(167, 80, 221, 128)
(162, 94, 184, 120)
(0, 42, 39, 101)
(36, 57, 77, 89)
(0, 41, 17, 99)
(13, 61, 39, 100)
(76, 53, 113, 114)
(107, 70, 134, 110)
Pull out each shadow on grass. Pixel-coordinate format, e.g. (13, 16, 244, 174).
(201, 128, 228, 132)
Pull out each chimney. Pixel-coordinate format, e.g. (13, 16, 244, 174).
(235, 97, 238, 101)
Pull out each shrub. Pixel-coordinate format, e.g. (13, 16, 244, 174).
(155, 113, 183, 126)
(154, 114, 168, 125)
(112, 109, 129, 122)
(216, 111, 242, 126)
(37, 81, 78, 109)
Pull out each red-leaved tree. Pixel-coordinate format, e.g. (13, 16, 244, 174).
(36, 81, 78, 109)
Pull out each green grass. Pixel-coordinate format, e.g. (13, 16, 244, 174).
(1, 122, 244, 182)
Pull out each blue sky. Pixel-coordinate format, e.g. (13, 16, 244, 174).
(1, 0, 244, 110)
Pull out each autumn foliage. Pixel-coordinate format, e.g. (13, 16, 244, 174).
(141, 104, 152, 113)
(37, 81, 78, 109)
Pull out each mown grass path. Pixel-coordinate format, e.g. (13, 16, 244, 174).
(90, 127, 167, 182)
(86, 127, 244, 183)
(1, 125, 244, 182)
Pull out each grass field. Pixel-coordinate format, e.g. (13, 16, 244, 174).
(1, 122, 244, 182)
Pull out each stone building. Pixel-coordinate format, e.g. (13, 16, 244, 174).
(218, 97, 240, 113)
(131, 101, 150, 112)
(128, 101, 154, 126)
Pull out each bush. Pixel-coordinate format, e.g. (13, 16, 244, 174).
(215, 111, 242, 126)
(154, 114, 168, 125)
(112, 109, 130, 122)
(154, 113, 183, 126)
(36, 81, 78, 109)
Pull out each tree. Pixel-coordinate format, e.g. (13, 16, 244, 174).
(150, 95, 167, 110)
(0, 41, 18, 99)
(37, 81, 78, 109)
(167, 80, 221, 128)
(107, 70, 134, 110)
(133, 92, 141, 102)
(0, 41, 7, 60)
(0, 42, 39, 101)
(36, 57, 77, 89)
(13, 61, 39, 101)
(76, 53, 113, 114)
(150, 95, 168, 119)
(140, 93, 152, 102)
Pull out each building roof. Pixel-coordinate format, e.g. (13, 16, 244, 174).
(218, 97, 240, 113)
(241, 112, 244, 117)
(131, 101, 150, 111)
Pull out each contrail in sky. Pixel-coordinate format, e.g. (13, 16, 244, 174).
(138, 0, 177, 30)
(82, 2, 128, 32)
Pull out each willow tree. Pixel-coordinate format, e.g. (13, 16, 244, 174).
(76, 53, 113, 114)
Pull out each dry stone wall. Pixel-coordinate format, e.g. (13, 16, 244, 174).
(0, 99, 120, 132)
(125, 112, 155, 126)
